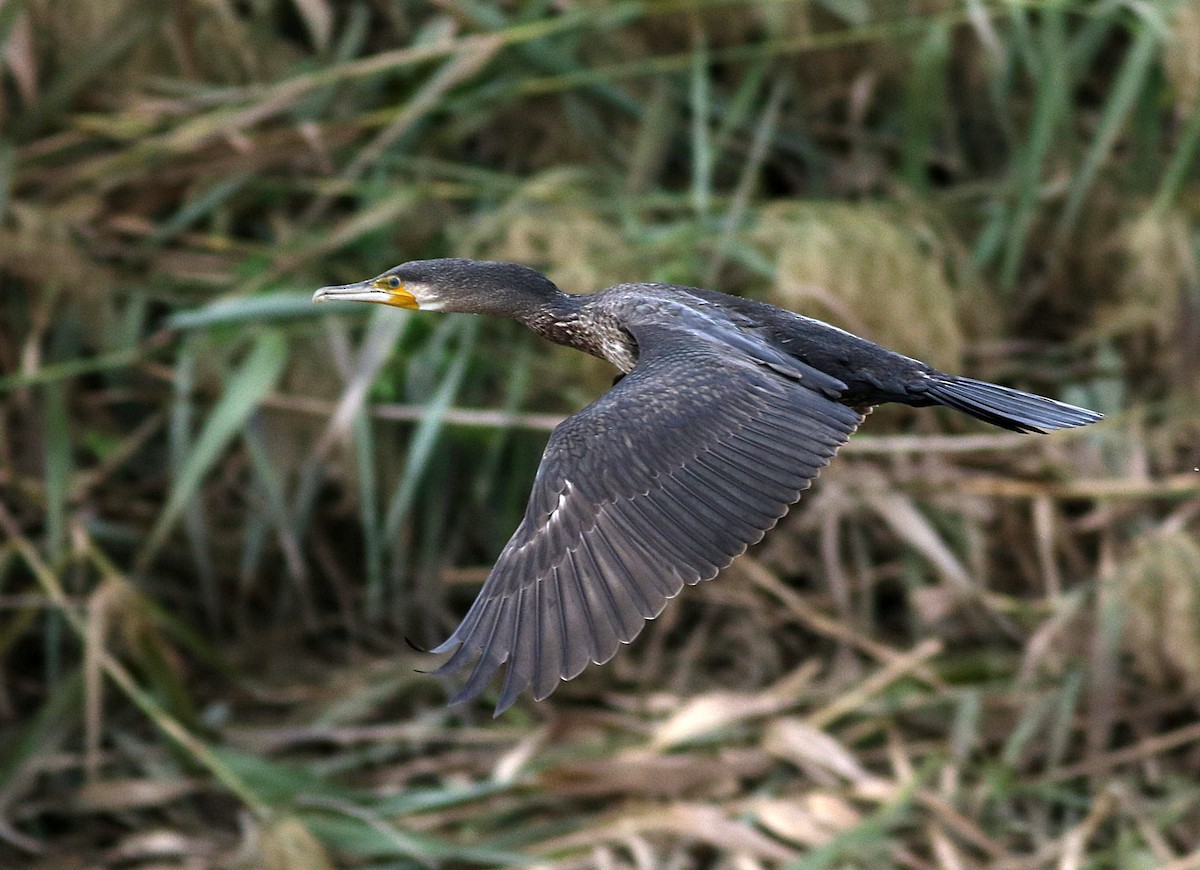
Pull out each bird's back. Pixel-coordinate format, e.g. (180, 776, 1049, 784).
(590, 282, 935, 408)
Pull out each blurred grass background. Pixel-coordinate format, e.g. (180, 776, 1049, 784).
(3, 0, 1200, 866)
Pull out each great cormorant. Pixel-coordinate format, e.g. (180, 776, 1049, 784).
(315, 258, 1101, 715)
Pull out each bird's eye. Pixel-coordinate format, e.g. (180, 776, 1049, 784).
(388, 277, 401, 288)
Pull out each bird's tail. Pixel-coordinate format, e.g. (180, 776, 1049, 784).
(923, 375, 1102, 434)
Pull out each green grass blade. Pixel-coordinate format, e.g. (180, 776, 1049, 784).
(711, 58, 769, 160)
(999, 5, 1069, 288)
(690, 27, 712, 219)
(1056, 25, 1158, 240)
(901, 22, 950, 192)
(147, 171, 253, 246)
(354, 408, 383, 609)
(300, 810, 533, 865)
(244, 421, 312, 610)
(380, 322, 477, 548)
(140, 332, 289, 569)
(42, 381, 70, 563)
(0, 668, 83, 811)
(0, 343, 158, 392)
(1153, 90, 1200, 212)
(377, 323, 478, 617)
(168, 292, 331, 330)
(785, 777, 918, 869)
(167, 342, 218, 629)
(0, 141, 14, 222)
(1001, 691, 1055, 769)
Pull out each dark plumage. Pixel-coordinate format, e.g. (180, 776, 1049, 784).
(314, 258, 1102, 714)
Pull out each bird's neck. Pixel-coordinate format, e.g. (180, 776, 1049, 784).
(519, 293, 638, 371)
(515, 291, 587, 347)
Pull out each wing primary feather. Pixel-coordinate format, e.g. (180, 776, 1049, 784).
(655, 483, 744, 561)
(621, 494, 710, 584)
(593, 510, 670, 616)
(684, 459, 781, 528)
(684, 462, 768, 525)
(569, 544, 623, 666)
(447, 595, 514, 706)
(670, 467, 764, 542)
(429, 635, 476, 678)
(585, 522, 646, 641)
(428, 531, 534, 657)
(722, 438, 809, 490)
(573, 529, 639, 654)
(754, 404, 842, 445)
(641, 505, 718, 581)
(783, 392, 864, 428)
(431, 589, 505, 677)
(718, 442, 807, 497)
(555, 555, 596, 679)
(428, 596, 483, 655)
(691, 452, 793, 517)
(734, 425, 832, 470)
(529, 580, 548, 700)
(495, 588, 533, 715)
(642, 472, 717, 542)
(532, 579, 564, 701)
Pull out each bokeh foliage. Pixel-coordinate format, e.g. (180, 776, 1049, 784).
(3, 0, 1200, 866)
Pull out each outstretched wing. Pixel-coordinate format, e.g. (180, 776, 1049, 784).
(430, 320, 863, 715)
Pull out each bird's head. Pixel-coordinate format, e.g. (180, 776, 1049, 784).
(313, 258, 563, 316)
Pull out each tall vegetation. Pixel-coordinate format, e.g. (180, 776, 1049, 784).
(2, 1, 1199, 865)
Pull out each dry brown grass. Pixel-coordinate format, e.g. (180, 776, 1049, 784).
(3, 1, 1200, 867)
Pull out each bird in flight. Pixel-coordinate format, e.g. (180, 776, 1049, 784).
(315, 258, 1101, 715)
